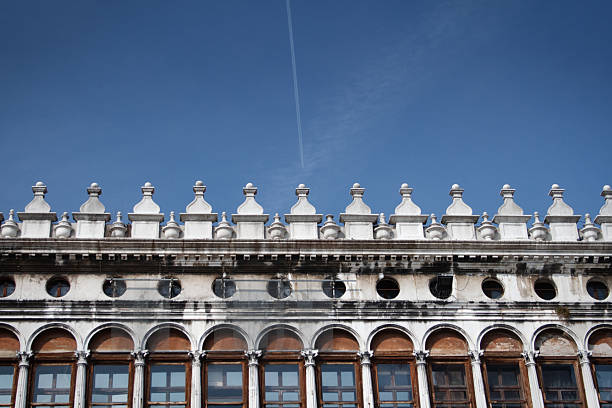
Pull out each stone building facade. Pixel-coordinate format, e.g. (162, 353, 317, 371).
(0, 180, 611, 408)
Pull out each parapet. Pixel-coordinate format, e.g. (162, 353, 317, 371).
(1, 181, 611, 242)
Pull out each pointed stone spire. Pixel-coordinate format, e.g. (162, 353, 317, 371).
(54, 212, 73, 238)
(284, 184, 322, 239)
(339, 183, 378, 239)
(529, 211, 549, 241)
(232, 183, 269, 239)
(162, 211, 181, 239)
(425, 213, 447, 240)
(544, 184, 580, 241)
(374, 213, 393, 240)
(180, 181, 218, 239)
(17, 181, 57, 238)
(389, 183, 428, 239)
(492, 184, 531, 240)
(109, 212, 127, 237)
(215, 212, 234, 240)
(595, 185, 612, 241)
(268, 213, 288, 240)
(1, 210, 19, 238)
(320, 214, 341, 240)
(440, 184, 479, 240)
(72, 183, 111, 238)
(128, 182, 164, 238)
(580, 214, 600, 242)
(477, 212, 497, 240)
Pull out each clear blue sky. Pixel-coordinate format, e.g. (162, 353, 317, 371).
(1, 1, 610, 224)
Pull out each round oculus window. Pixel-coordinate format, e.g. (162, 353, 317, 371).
(0, 277, 15, 298)
(322, 277, 346, 299)
(534, 279, 556, 300)
(587, 279, 609, 300)
(376, 277, 400, 299)
(267, 278, 292, 299)
(429, 276, 453, 300)
(158, 277, 181, 299)
(103, 277, 127, 298)
(46, 277, 70, 298)
(212, 278, 237, 299)
(482, 278, 504, 299)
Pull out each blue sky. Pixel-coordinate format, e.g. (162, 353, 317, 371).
(0, 1, 610, 224)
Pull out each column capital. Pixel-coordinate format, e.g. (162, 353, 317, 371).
(468, 349, 483, 364)
(577, 349, 592, 365)
(413, 350, 429, 365)
(16, 351, 33, 367)
(246, 350, 262, 366)
(301, 349, 318, 367)
(131, 349, 149, 366)
(521, 350, 539, 366)
(189, 350, 206, 367)
(357, 351, 373, 366)
(75, 350, 90, 365)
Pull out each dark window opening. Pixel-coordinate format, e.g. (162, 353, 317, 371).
(594, 364, 612, 408)
(46, 278, 70, 298)
(482, 279, 504, 300)
(103, 278, 127, 298)
(213, 278, 237, 299)
(429, 276, 453, 300)
(534, 280, 556, 300)
(322, 277, 346, 299)
(158, 278, 181, 299)
(0, 278, 15, 298)
(539, 364, 582, 408)
(375, 363, 414, 408)
(267, 279, 292, 299)
(587, 280, 609, 301)
(430, 363, 470, 408)
(377, 278, 400, 299)
(485, 363, 527, 408)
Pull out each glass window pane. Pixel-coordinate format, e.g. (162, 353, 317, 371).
(376, 364, 413, 405)
(321, 364, 356, 403)
(596, 364, 612, 402)
(92, 365, 130, 405)
(149, 364, 186, 403)
(207, 364, 243, 403)
(0, 365, 14, 405)
(541, 364, 579, 403)
(431, 364, 468, 403)
(33, 365, 72, 404)
(264, 364, 301, 406)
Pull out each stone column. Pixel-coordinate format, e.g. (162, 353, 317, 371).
(468, 350, 487, 408)
(578, 350, 601, 408)
(414, 351, 431, 408)
(522, 351, 544, 408)
(358, 351, 374, 408)
(132, 350, 148, 408)
(246, 350, 262, 408)
(14, 352, 32, 408)
(301, 350, 318, 408)
(73, 351, 89, 408)
(190, 351, 205, 408)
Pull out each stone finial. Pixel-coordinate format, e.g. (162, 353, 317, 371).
(320, 214, 341, 240)
(374, 213, 393, 240)
(529, 212, 548, 241)
(492, 184, 531, 240)
(73, 182, 111, 238)
(54, 212, 73, 238)
(477, 212, 497, 240)
(268, 213, 287, 240)
(285, 184, 322, 239)
(595, 185, 612, 241)
(215, 212, 234, 240)
(109, 212, 127, 237)
(17, 181, 58, 238)
(180, 181, 218, 239)
(441, 184, 479, 240)
(339, 183, 378, 239)
(1, 210, 20, 238)
(425, 214, 447, 240)
(128, 182, 164, 239)
(162, 212, 182, 239)
(580, 214, 600, 242)
(544, 184, 580, 241)
(389, 183, 428, 239)
(232, 183, 269, 239)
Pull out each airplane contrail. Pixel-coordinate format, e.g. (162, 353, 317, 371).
(286, 0, 305, 169)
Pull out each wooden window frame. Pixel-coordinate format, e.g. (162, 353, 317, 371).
(481, 355, 531, 408)
(0, 357, 18, 408)
(371, 355, 419, 408)
(535, 357, 586, 408)
(87, 352, 134, 408)
(590, 357, 612, 407)
(28, 352, 77, 408)
(259, 352, 306, 408)
(426, 357, 475, 408)
(145, 352, 191, 408)
(203, 351, 247, 408)
(316, 352, 363, 408)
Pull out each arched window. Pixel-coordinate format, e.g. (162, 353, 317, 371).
(29, 328, 77, 408)
(0, 329, 19, 408)
(87, 328, 135, 408)
(425, 329, 475, 408)
(535, 329, 585, 407)
(259, 329, 305, 408)
(480, 329, 529, 408)
(145, 328, 191, 408)
(370, 329, 417, 408)
(203, 328, 248, 408)
(588, 328, 612, 407)
(315, 329, 361, 408)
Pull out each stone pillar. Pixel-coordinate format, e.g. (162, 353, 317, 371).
(413, 351, 431, 408)
(232, 183, 269, 239)
(180, 181, 218, 239)
(246, 350, 262, 408)
(522, 351, 544, 408)
(388, 183, 428, 239)
(440, 184, 479, 240)
(190, 351, 204, 408)
(132, 350, 148, 408)
(73, 351, 89, 408)
(301, 350, 318, 408)
(128, 182, 164, 239)
(17, 181, 57, 238)
(284, 184, 322, 239)
(468, 350, 487, 408)
(358, 351, 374, 408)
(339, 183, 378, 239)
(14, 352, 31, 408)
(72, 182, 111, 238)
(578, 350, 601, 408)
(544, 184, 581, 241)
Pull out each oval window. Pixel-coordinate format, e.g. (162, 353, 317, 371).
(587, 279, 609, 300)
(322, 277, 346, 299)
(534, 279, 556, 300)
(47, 277, 70, 298)
(103, 277, 127, 298)
(0, 277, 15, 297)
(212, 278, 237, 299)
(482, 279, 504, 299)
(376, 277, 400, 299)
(267, 278, 292, 299)
(158, 277, 181, 299)
(429, 276, 453, 299)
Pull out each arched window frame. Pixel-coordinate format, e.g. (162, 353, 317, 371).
(0, 330, 19, 408)
(587, 329, 612, 407)
(145, 350, 192, 408)
(203, 350, 247, 408)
